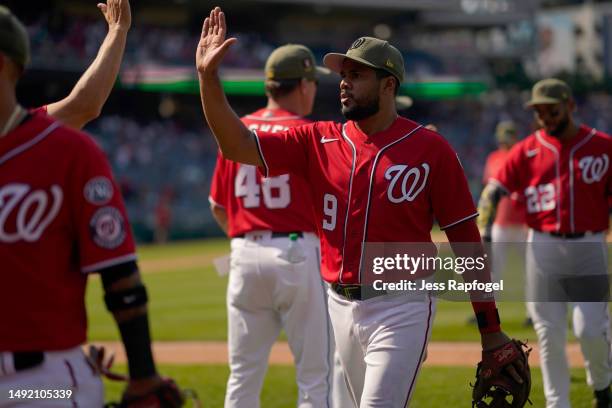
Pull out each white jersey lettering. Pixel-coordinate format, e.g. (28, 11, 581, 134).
(525, 183, 555, 214)
(235, 165, 291, 209)
(322, 193, 338, 231)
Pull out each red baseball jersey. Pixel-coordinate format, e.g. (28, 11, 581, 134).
(209, 108, 317, 237)
(0, 110, 136, 351)
(255, 117, 477, 284)
(483, 149, 526, 226)
(492, 125, 612, 233)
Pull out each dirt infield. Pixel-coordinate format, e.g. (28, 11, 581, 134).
(90, 341, 584, 367)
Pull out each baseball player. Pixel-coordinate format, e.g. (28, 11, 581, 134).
(196, 7, 526, 407)
(483, 121, 527, 254)
(32, 0, 131, 130)
(208, 44, 334, 408)
(478, 79, 612, 408)
(479, 121, 530, 327)
(0, 8, 181, 407)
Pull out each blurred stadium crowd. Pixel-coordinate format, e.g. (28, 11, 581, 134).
(11, 0, 612, 241)
(28, 15, 275, 70)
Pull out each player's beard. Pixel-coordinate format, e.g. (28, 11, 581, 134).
(341, 94, 380, 121)
(547, 114, 570, 137)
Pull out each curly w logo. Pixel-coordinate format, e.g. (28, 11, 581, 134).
(384, 164, 430, 203)
(579, 154, 609, 184)
(0, 184, 63, 243)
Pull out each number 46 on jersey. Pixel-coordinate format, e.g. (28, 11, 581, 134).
(235, 165, 291, 209)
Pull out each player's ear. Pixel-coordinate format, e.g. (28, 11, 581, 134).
(0, 54, 21, 82)
(382, 76, 396, 95)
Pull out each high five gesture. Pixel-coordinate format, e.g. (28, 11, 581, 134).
(196, 7, 261, 165)
(196, 7, 237, 76)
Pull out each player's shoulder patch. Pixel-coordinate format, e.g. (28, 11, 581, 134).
(89, 206, 126, 249)
(84, 176, 114, 205)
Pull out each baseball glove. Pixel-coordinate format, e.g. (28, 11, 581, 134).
(86, 345, 200, 408)
(471, 339, 532, 408)
(107, 378, 185, 408)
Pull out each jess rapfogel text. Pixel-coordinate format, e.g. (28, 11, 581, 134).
(372, 279, 503, 293)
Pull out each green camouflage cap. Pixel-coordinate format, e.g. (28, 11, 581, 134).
(323, 36, 405, 83)
(0, 6, 29, 68)
(495, 120, 517, 144)
(265, 44, 329, 81)
(525, 78, 572, 107)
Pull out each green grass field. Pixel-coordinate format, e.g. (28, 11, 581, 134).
(86, 238, 607, 407)
(85, 240, 581, 342)
(103, 365, 595, 407)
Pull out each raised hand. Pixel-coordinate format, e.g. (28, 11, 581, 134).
(196, 7, 237, 76)
(97, 0, 131, 33)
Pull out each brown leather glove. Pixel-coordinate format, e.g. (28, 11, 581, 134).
(472, 339, 532, 408)
(113, 378, 185, 408)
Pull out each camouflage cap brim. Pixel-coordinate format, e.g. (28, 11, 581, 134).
(323, 53, 380, 75)
(524, 96, 564, 108)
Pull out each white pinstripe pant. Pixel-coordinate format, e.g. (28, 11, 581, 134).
(327, 290, 435, 408)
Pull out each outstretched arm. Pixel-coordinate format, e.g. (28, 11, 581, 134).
(46, 0, 131, 129)
(196, 7, 262, 166)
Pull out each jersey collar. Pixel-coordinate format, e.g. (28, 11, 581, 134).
(0, 110, 57, 165)
(346, 116, 421, 147)
(537, 124, 593, 149)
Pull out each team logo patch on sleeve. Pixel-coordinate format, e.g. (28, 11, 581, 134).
(84, 177, 114, 205)
(89, 207, 126, 249)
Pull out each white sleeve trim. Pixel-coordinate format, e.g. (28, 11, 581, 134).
(439, 212, 479, 230)
(488, 178, 510, 195)
(81, 253, 138, 274)
(208, 196, 225, 209)
(252, 130, 270, 178)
